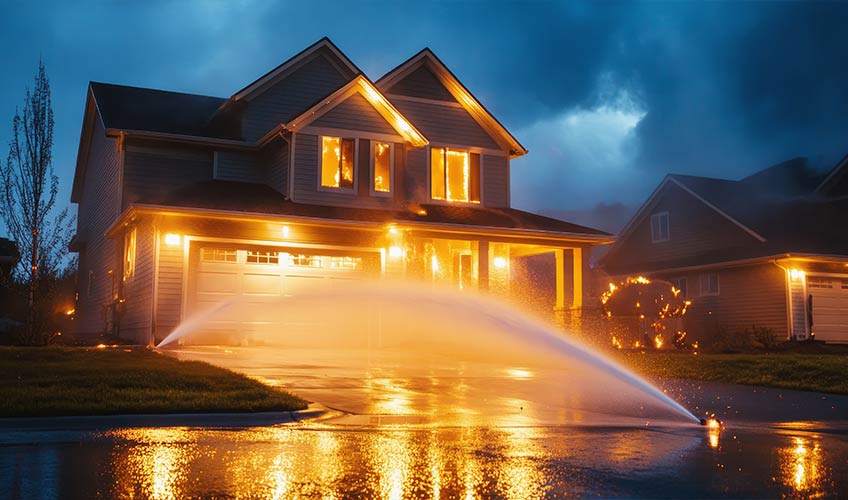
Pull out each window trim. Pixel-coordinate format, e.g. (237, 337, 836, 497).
(670, 277, 688, 299)
(369, 141, 394, 197)
(123, 228, 136, 281)
(427, 145, 482, 205)
(317, 136, 358, 193)
(650, 211, 670, 243)
(698, 272, 720, 296)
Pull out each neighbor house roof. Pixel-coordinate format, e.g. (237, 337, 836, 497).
(131, 180, 612, 241)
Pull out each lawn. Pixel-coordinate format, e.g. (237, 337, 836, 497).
(619, 352, 848, 395)
(0, 346, 308, 418)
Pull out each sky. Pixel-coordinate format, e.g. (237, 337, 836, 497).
(1, 0, 847, 236)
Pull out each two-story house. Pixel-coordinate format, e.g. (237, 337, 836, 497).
(70, 38, 614, 344)
(599, 156, 848, 345)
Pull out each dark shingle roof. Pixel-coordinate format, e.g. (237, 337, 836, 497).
(89, 82, 242, 140)
(137, 181, 611, 237)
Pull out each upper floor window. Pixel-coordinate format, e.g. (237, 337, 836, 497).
(372, 141, 393, 195)
(123, 228, 136, 281)
(651, 212, 670, 243)
(699, 273, 719, 296)
(430, 147, 480, 203)
(321, 136, 355, 190)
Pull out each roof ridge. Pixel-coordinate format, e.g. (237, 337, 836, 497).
(89, 81, 226, 101)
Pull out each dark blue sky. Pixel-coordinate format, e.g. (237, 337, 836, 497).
(2, 1, 846, 235)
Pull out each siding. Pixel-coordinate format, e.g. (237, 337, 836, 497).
(405, 147, 429, 203)
(385, 64, 458, 102)
(656, 263, 788, 344)
(242, 50, 351, 141)
(391, 98, 502, 150)
(263, 139, 289, 195)
(120, 220, 154, 343)
(154, 237, 185, 342)
(312, 93, 397, 135)
(215, 151, 263, 184)
(292, 133, 400, 209)
(123, 143, 213, 206)
(607, 183, 761, 272)
(74, 118, 122, 337)
(482, 154, 509, 207)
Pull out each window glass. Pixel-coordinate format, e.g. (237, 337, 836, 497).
(373, 142, 392, 193)
(651, 212, 670, 242)
(321, 136, 355, 189)
(246, 251, 279, 265)
(670, 277, 688, 298)
(201, 248, 237, 263)
(123, 229, 136, 281)
(699, 273, 719, 295)
(431, 147, 478, 202)
(330, 256, 363, 270)
(289, 254, 322, 268)
(431, 148, 446, 200)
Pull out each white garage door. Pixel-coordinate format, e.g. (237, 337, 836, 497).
(192, 246, 372, 340)
(808, 275, 848, 343)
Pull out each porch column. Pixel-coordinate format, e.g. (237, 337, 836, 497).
(555, 247, 585, 310)
(477, 240, 489, 291)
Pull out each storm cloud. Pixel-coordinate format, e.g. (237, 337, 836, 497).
(1, 1, 846, 230)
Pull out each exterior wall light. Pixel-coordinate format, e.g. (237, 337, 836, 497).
(164, 233, 182, 246)
(282, 225, 290, 238)
(493, 257, 508, 269)
(790, 269, 805, 280)
(389, 246, 403, 258)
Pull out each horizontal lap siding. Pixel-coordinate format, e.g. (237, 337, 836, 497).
(120, 221, 154, 343)
(405, 147, 428, 203)
(392, 99, 502, 150)
(609, 183, 761, 272)
(312, 94, 397, 135)
(483, 155, 509, 207)
(657, 264, 788, 344)
(155, 240, 184, 343)
(75, 119, 121, 337)
(292, 133, 399, 209)
(386, 65, 458, 102)
(123, 144, 213, 206)
(215, 151, 263, 184)
(264, 140, 289, 195)
(243, 51, 351, 142)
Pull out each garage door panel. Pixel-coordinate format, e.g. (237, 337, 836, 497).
(197, 272, 238, 293)
(809, 275, 848, 343)
(243, 273, 282, 295)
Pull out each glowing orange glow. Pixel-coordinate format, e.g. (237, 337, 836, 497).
(321, 136, 354, 189)
(611, 336, 623, 349)
(431, 255, 439, 272)
(164, 233, 181, 246)
(790, 269, 806, 280)
(493, 257, 507, 269)
(374, 142, 392, 192)
(389, 246, 403, 258)
(96, 344, 107, 349)
(778, 437, 827, 494)
(653, 334, 664, 349)
(281, 225, 290, 238)
(431, 147, 477, 203)
(65, 308, 75, 316)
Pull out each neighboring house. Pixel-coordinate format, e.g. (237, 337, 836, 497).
(0, 238, 17, 280)
(70, 38, 613, 344)
(599, 156, 848, 344)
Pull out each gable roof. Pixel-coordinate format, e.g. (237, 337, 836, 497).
(376, 48, 528, 158)
(233, 37, 361, 101)
(283, 75, 428, 147)
(816, 152, 848, 196)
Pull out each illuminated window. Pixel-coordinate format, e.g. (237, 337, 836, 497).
(289, 254, 322, 268)
(670, 277, 688, 298)
(372, 141, 393, 194)
(330, 256, 363, 270)
(651, 212, 670, 242)
(246, 251, 279, 264)
(431, 147, 480, 203)
(201, 248, 237, 263)
(321, 136, 355, 189)
(123, 229, 136, 281)
(699, 273, 719, 296)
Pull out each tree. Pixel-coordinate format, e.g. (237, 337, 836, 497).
(0, 61, 74, 345)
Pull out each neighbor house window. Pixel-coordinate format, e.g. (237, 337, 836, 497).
(246, 251, 279, 265)
(321, 136, 355, 189)
(670, 277, 688, 298)
(651, 212, 670, 242)
(123, 228, 136, 281)
(699, 273, 719, 296)
(372, 141, 393, 194)
(430, 147, 480, 203)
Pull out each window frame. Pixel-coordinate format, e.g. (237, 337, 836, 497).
(670, 277, 688, 299)
(428, 145, 482, 204)
(370, 141, 394, 197)
(650, 211, 670, 243)
(318, 135, 358, 193)
(123, 228, 136, 281)
(699, 273, 720, 296)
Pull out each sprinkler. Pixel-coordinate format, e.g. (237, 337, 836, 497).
(699, 414, 722, 427)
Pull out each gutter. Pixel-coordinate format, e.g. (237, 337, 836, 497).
(107, 204, 617, 245)
(604, 252, 848, 277)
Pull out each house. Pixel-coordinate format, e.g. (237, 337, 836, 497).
(69, 38, 613, 344)
(599, 156, 848, 344)
(0, 237, 17, 280)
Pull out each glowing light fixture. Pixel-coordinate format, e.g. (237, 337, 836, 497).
(164, 233, 181, 246)
(282, 226, 290, 238)
(790, 269, 805, 280)
(431, 255, 439, 272)
(388, 226, 399, 235)
(493, 256, 507, 269)
(389, 246, 403, 258)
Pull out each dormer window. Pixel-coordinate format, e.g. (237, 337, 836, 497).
(321, 136, 355, 190)
(430, 147, 480, 203)
(372, 141, 393, 195)
(651, 212, 670, 243)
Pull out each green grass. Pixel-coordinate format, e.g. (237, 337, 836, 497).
(0, 347, 308, 418)
(618, 352, 848, 395)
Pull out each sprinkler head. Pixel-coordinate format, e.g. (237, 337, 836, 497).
(699, 415, 722, 428)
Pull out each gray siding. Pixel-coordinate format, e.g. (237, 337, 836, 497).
(405, 147, 429, 203)
(392, 98, 502, 150)
(292, 133, 399, 209)
(74, 118, 122, 337)
(154, 239, 184, 343)
(312, 93, 397, 135)
(263, 139, 289, 195)
(243, 50, 351, 141)
(385, 64, 458, 102)
(215, 151, 262, 183)
(483, 154, 509, 207)
(123, 143, 212, 206)
(120, 221, 154, 343)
